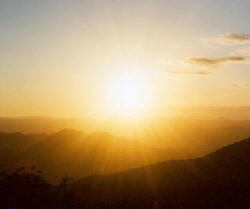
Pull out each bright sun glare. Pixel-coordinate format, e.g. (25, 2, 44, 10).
(105, 68, 149, 117)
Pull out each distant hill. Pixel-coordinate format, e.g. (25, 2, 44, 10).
(71, 137, 250, 208)
(0, 129, 189, 183)
(0, 132, 47, 168)
(0, 122, 250, 182)
(1, 117, 250, 157)
(1, 123, 250, 185)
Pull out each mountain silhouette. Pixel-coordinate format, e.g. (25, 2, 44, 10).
(2, 117, 250, 157)
(0, 129, 189, 183)
(1, 134, 250, 208)
(1, 123, 250, 183)
(71, 137, 250, 209)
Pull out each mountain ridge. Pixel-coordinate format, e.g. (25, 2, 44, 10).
(70, 136, 250, 208)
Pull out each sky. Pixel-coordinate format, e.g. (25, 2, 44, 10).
(0, 0, 250, 118)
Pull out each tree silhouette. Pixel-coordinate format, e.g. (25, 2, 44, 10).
(0, 167, 79, 209)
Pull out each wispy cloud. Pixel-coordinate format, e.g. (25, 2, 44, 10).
(208, 33, 250, 45)
(233, 47, 250, 57)
(186, 56, 245, 67)
(161, 55, 246, 75)
(167, 70, 210, 75)
(231, 83, 250, 88)
(232, 83, 240, 88)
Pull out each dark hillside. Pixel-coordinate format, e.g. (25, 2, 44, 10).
(72, 137, 250, 209)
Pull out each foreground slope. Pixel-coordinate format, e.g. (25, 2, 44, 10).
(1, 136, 250, 208)
(72, 137, 250, 209)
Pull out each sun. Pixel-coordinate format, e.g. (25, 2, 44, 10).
(105, 72, 149, 117)
(111, 77, 144, 111)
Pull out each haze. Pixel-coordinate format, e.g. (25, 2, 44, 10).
(1, 0, 250, 118)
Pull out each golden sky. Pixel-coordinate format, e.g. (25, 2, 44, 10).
(1, 0, 250, 118)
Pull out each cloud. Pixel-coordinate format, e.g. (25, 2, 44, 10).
(233, 47, 250, 57)
(231, 83, 250, 88)
(167, 70, 210, 75)
(232, 83, 240, 88)
(186, 56, 245, 67)
(209, 33, 250, 45)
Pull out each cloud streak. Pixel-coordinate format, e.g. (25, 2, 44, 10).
(233, 47, 250, 57)
(209, 33, 250, 45)
(186, 56, 245, 67)
(167, 70, 210, 75)
(231, 83, 250, 88)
